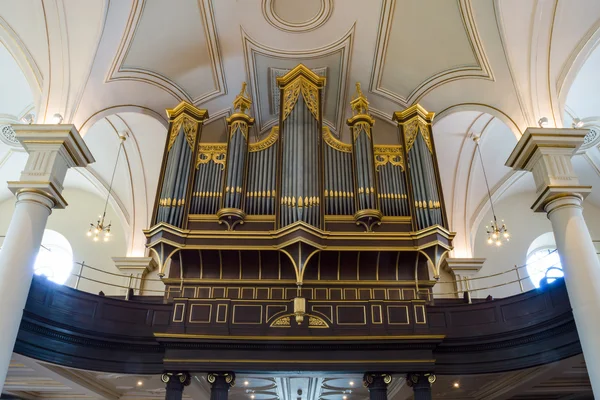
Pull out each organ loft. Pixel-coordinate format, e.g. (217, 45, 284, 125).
(146, 64, 453, 330)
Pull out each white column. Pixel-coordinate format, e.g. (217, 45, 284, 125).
(444, 258, 485, 297)
(0, 125, 94, 393)
(112, 257, 157, 295)
(506, 127, 600, 397)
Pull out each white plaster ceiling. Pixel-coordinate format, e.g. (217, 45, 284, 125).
(1, 0, 600, 258)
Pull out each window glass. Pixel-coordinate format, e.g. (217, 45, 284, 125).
(526, 248, 563, 288)
(34, 229, 73, 285)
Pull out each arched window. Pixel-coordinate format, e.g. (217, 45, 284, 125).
(34, 229, 73, 285)
(526, 232, 563, 288)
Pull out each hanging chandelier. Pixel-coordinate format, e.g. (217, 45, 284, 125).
(473, 136, 510, 246)
(87, 135, 126, 242)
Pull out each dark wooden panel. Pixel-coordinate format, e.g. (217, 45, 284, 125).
(232, 304, 263, 324)
(387, 305, 409, 324)
(101, 304, 148, 324)
(241, 251, 260, 279)
(189, 304, 212, 323)
(336, 305, 366, 325)
(450, 307, 497, 327)
(501, 294, 547, 321)
(49, 291, 97, 318)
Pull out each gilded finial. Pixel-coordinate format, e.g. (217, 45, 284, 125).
(233, 82, 252, 114)
(350, 82, 369, 115)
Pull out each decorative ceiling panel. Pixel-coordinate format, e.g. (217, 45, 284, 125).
(108, 0, 225, 105)
(242, 25, 354, 136)
(370, 0, 493, 107)
(262, 0, 333, 32)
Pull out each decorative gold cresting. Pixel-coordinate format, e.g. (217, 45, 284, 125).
(166, 101, 208, 152)
(226, 82, 255, 140)
(323, 126, 352, 153)
(197, 143, 227, 169)
(347, 82, 375, 141)
(277, 64, 326, 122)
(350, 82, 369, 115)
(233, 82, 252, 114)
(374, 145, 404, 171)
(249, 126, 279, 152)
(393, 104, 434, 153)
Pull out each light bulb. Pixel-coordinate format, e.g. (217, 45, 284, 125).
(51, 113, 63, 124)
(86, 231, 92, 237)
(137, 381, 143, 386)
(94, 228, 99, 234)
(105, 231, 111, 237)
(103, 236, 109, 242)
(244, 381, 249, 386)
(349, 381, 354, 386)
(503, 232, 509, 238)
(487, 238, 493, 244)
(453, 382, 460, 388)
(492, 233, 498, 239)
(251, 395, 255, 399)
(93, 236, 99, 242)
(496, 240, 501, 246)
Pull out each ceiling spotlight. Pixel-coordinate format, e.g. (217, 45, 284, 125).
(453, 382, 460, 388)
(21, 113, 35, 124)
(137, 380, 143, 386)
(244, 381, 249, 386)
(52, 113, 63, 124)
(349, 381, 354, 386)
(343, 397, 347, 400)
(537, 117, 548, 128)
(251, 395, 255, 399)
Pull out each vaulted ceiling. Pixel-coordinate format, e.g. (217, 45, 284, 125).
(2, 0, 600, 258)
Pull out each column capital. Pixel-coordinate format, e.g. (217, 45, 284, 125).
(207, 372, 236, 388)
(506, 127, 591, 212)
(112, 257, 157, 275)
(443, 258, 485, 276)
(406, 372, 436, 387)
(161, 372, 191, 386)
(362, 372, 392, 388)
(7, 124, 94, 209)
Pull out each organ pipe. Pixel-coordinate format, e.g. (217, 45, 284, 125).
(153, 102, 208, 228)
(275, 65, 326, 229)
(217, 84, 255, 230)
(394, 105, 448, 230)
(347, 83, 382, 232)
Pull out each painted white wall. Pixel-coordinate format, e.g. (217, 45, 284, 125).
(0, 188, 129, 296)
(471, 189, 600, 298)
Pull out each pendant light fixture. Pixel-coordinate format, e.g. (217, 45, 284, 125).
(473, 136, 509, 246)
(87, 135, 126, 242)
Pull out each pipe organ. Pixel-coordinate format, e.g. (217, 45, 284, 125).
(147, 64, 453, 321)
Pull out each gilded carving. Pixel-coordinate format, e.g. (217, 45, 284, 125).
(270, 316, 291, 327)
(308, 315, 329, 328)
(230, 120, 249, 140)
(197, 143, 227, 169)
(352, 122, 372, 141)
(404, 119, 432, 153)
(249, 127, 279, 152)
(374, 144, 404, 171)
(281, 77, 320, 122)
(323, 126, 352, 153)
(169, 115, 198, 152)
